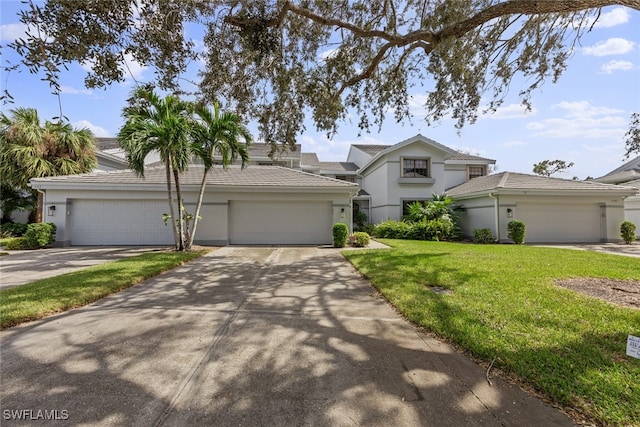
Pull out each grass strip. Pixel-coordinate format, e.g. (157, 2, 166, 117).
(343, 240, 640, 426)
(0, 249, 208, 329)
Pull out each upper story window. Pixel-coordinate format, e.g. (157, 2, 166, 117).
(468, 165, 486, 180)
(402, 158, 430, 178)
(335, 175, 357, 183)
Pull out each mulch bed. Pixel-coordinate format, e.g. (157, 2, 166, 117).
(555, 278, 640, 309)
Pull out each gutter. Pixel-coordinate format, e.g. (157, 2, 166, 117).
(488, 192, 500, 242)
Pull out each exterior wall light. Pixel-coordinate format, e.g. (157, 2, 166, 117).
(507, 208, 513, 218)
(48, 205, 56, 216)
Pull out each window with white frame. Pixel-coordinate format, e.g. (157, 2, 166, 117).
(402, 158, 430, 178)
(468, 165, 486, 180)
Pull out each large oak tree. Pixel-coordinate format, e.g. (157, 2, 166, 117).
(4, 1, 640, 151)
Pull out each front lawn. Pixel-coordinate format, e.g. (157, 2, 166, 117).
(0, 249, 208, 329)
(343, 240, 640, 426)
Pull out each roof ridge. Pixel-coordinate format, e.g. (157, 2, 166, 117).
(497, 171, 509, 188)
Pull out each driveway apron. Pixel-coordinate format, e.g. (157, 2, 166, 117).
(0, 246, 575, 426)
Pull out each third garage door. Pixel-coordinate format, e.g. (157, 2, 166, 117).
(516, 203, 602, 243)
(228, 201, 332, 245)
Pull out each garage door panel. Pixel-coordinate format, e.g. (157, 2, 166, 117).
(516, 203, 601, 243)
(71, 200, 173, 245)
(229, 201, 332, 245)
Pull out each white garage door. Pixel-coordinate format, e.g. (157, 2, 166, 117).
(70, 200, 174, 245)
(516, 203, 602, 243)
(229, 201, 332, 245)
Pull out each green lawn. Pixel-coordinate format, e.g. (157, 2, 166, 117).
(0, 249, 208, 329)
(343, 240, 640, 426)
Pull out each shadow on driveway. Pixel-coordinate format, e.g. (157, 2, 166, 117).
(0, 247, 575, 426)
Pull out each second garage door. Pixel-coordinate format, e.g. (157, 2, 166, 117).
(228, 200, 333, 245)
(516, 203, 603, 243)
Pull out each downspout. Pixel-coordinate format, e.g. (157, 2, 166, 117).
(488, 192, 500, 242)
(37, 189, 46, 223)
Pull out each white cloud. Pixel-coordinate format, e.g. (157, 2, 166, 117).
(73, 120, 111, 137)
(408, 93, 429, 118)
(582, 38, 635, 56)
(592, 7, 630, 28)
(481, 103, 537, 120)
(0, 23, 28, 42)
(60, 85, 93, 95)
(525, 101, 627, 139)
(600, 59, 634, 74)
(502, 140, 528, 148)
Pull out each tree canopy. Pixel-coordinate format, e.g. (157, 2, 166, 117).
(532, 159, 575, 176)
(4, 0, 640, 149)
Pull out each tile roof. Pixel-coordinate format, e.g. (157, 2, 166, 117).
(245, 143, 301, 159)
(351, 144, 390, 156)
(31, 165, 359, 189)
(95, 137, 120, 150)
(447, 153, 496, 162)
(319, 162, 359, 172)
(301, 152, 320, 167)
(599, 155, 640, 178)
(447, 172, 637, 196)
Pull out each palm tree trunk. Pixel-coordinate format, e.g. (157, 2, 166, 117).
(188, 168, 209, 250)
(173, 168, 185, 251)
(165, 157, 180, 251)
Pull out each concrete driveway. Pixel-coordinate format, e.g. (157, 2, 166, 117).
(0, 246, 167, 289)
(0, 246, 574, 426)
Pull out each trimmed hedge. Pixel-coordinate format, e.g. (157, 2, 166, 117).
(473, 228, 495, 244)
(507, 220, 526, 244)
(333, 223, 349, 248)
(620, 221, 637, 244)
(351, 232, 370, 247)
(5, 223, 57, 250)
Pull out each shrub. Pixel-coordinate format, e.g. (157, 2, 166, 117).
(0, 222, 28, 238)
(372, 220, 411, 239)
(5, 237, 27, 250)
(473, 228, 495, 244)
(21, 223, 57, 249)
(354, 211, 368, 231)
(361, 223, 375, 235)
(507, 220, 526, 244)
(351, 232, 370, 247)
(333, 223, 349, 248)
(620, 221, 637, 244)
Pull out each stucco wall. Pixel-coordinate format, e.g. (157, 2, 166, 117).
(624, 195, 640, 238)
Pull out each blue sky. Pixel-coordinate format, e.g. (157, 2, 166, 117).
(1, 2, 639, 179)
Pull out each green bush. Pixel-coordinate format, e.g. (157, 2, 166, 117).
(0, 223, 28, 238)
(473, 228, 495, 243)
(21, 223, 57, 249)
(361, 223, 375, 235)
(372, 220, 411, 239)
(507, 220, 526, 244)
(351, 232, 370, 247)
(620, 221, 637, 244)
(5, 237, 27, 250)
(333, 223, 349, 248)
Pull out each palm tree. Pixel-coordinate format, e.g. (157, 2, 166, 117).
(188, 102, 252, 250)
(118, 88, 194, 251)
(0, 108, 97, 221)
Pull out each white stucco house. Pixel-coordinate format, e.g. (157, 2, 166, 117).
(594, 156, 640, 239)
(31, 166, 357, 246)
(29, 134, 639, 246)
(447, 172, 637, 243)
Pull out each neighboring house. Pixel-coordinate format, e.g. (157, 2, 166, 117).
(31, 166, 357, 246)
(448, 172, 637, 243)
(594, 156, 640, 238)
